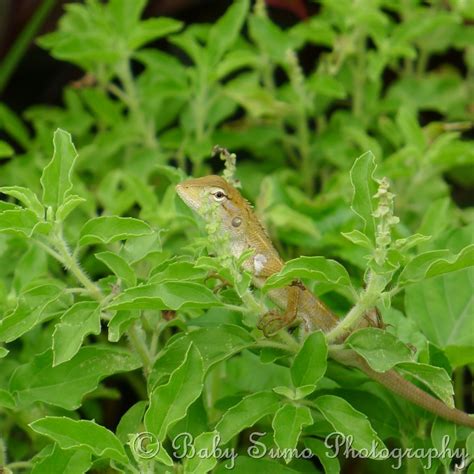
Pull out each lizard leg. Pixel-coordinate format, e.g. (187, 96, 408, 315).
(257, 281, 301, 336)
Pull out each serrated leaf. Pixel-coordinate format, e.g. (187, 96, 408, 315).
(106, 281, 222, 311)
(56, 194, 86, 221)
(0, 186, 44, 217)
(0, 208, 39, 237)
(149, 325, 254, 387)
(291, 331, 327, 390)
(9, 346, 141, 409)
(95, 251, 136, 286)
(30, 417, 127, 464)
(272, 404, 313, 463)
(315, 395, 386, 457)
(341, 230, 373, 249)
(79, 216, 153, 246)
(398, 245, 474, 286)
(52, 301, 101, 366)
(31, 443, 92, 474)
(396, 362, 454, 408)
(41, 129, 78, 212)
(215, 391, 280, 444)
(0, 284, 66, 343)
(263, 256, 353, 292)
(346, 328, 413, 372)
(394, 233, 431, 251)
(145, 343, 204, 440)
(350, 151, 378, 243)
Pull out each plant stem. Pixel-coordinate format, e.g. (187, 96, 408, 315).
(128, 322, 152, 375)
(0, 0, 56, 93)
(326, 272, 385, 343)
(252, 339, 295, 352)
(118, 60, 158, 149)
(50, 231, 103, 301)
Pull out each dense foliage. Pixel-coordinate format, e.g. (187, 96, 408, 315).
(0, 0, 473, 472)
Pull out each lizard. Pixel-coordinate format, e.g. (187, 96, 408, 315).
(176, 174, 474, 428)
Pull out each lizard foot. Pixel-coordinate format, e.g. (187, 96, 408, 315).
(257, 310, 291, 337)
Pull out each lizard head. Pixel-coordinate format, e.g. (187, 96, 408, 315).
(176, 175, 249, 234)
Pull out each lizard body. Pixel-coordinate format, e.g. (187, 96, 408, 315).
(176, 175, 474, 428)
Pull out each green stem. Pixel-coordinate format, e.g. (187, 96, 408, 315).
(252, 339, 295, 352)
(50, 232, 102, 301)
(128, 322, 152, 375)
(326, 272, 385, 343)
(118, 60, 158, 149)
(6, 461, 33, 471)
(0, 0, 56, 93)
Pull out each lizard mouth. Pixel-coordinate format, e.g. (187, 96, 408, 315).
(175, 183, 200, 211)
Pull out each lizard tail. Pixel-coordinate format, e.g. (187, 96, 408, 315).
(331, 349, 474, 428)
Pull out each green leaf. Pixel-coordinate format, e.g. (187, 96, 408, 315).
(116, 401, 147, 444)
(272, 404, 313, 463)
(315, 395, 386, 457)
(31, 444, 92, 474)
(304, 438, 340, 474)
(145, 343, 204, 440)
(79, 216, 153, 246)
(398, 245, 474, 286)
(215, 391, 281, 444)
(0, 103, 30, 148)
(263, 256, 353, 292)
(149, 325, 254, 387)
(350, 151, 378, 243)
(0, 140, 13, 158)
(431, 418, 456, 466)
(214, 456, 299, 474)
(106, 281, 222, 311)
(291, 331, 327, 390)
(52, 301, 101, 366)
(346, 328, 413, 372)
(0, 208, 39, 237)
(30, 416, 127, 464)
(0, 347, 8, 358)
(307, 74, 346, 99)
(396, 362, 454, 408)
(56, 194, 86, 221)
(405, 269, 473, 349)
(396, 106, 426, 150)
(341, 230, 373, 249)
(183, 431, 220, 474)
(95, 251, 136, 286)
(207, 0, 249, 63)
(0, 389, 15, 409)
(0, 186, 44, 217)
(248, 14, 290, 63)
(129, 18, 183, 50)
(394, 233, 431, 251)
(9, 346, 140, 409)
(107, 310, 139, 343)
(0, 284, 65, 343)
(40, 129, 78, 212)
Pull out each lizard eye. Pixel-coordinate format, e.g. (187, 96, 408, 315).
(212, 190, 227, 201)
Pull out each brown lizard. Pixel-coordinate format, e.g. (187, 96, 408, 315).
(176, 175, 474, 428)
